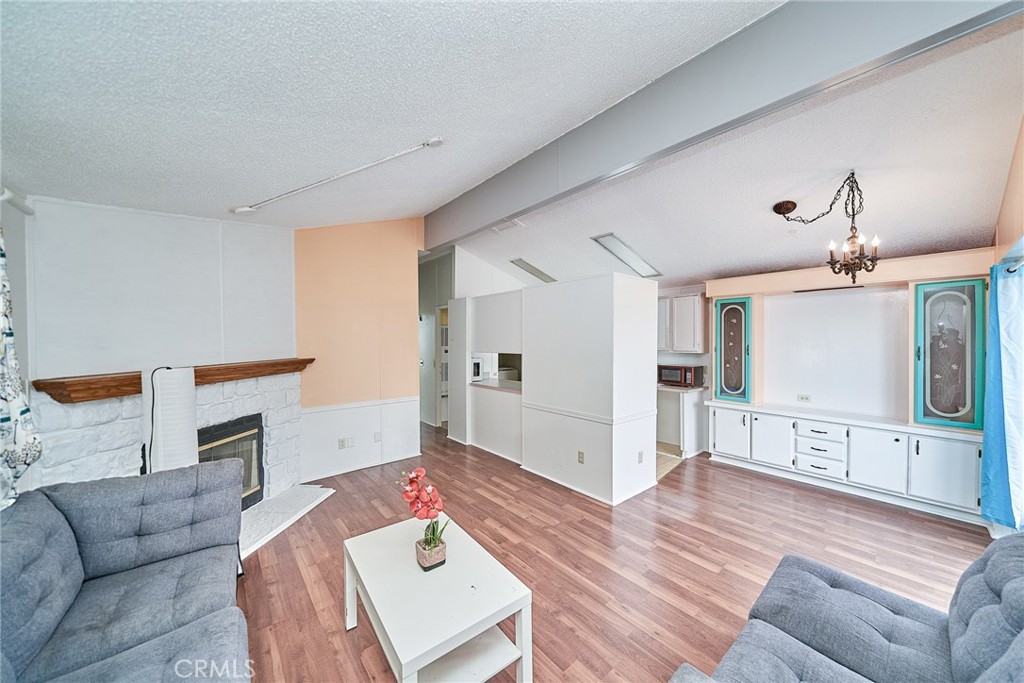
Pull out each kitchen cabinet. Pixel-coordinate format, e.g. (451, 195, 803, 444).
(713, 407, 750, 459)
(750, 414, 793, 469)
(670, 295, 706, 353)
(657, 298, 670, 351)
(714, 297, 752, 403)
(848, 427, 908, 494)
(913, 279, 985, 430)
(908, 435, 980, 510)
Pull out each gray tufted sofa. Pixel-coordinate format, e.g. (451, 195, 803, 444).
(672, 532, 1024, 683)
(0, 460, 249, 682)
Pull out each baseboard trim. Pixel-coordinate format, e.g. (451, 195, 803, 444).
(519, 465, 614, 506)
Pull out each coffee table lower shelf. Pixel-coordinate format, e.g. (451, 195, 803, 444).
(419, 626, 521, 683)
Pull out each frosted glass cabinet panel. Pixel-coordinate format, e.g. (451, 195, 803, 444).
(715, 297, 751, 403)
(913, 279, 985, 430)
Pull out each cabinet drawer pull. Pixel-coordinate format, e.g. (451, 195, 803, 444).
(742, 415, 746, 427)
(894, 438, 900, 442)
(810, 464, 827, 470)
(810, 429, 827, 434)
(810, 446, 827, 452)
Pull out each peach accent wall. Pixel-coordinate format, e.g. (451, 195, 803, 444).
(995, 117, 1024, 260)
(295, 218, 424, 408)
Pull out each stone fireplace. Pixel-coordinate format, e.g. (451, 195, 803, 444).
(24, 369, 304, 498)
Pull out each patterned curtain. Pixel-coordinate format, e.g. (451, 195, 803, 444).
(0, 225, 42, 507)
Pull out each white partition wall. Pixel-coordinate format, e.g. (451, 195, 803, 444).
(522, 273, 657, 505)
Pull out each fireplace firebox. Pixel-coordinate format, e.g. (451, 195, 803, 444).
(198, 414, 264, 510)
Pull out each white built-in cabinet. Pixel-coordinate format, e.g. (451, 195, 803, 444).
(908, 436, 981, 511)
(712, 407, 750, 459)
(671, 295, 706, 353)
(658, 294, 706, 353)
(657, 299, 671, 351)
(848, 427, 908, 494)
(751, 414, 794, 468)
(709, 403, 983, 524)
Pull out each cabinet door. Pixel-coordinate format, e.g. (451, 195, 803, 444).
(713, 408, 750, 459)
(848, 427, 908, 494)
(714, 297, 751, 402)
(751, 414, 793, 468)
(671, 295, 705, 353)
(657, 299, 670, 351)
(908, 436, 980, 510)
(913, 279, 985, 430)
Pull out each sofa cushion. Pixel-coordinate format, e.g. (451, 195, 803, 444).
(0, 491, 84, 678)
(713, 619, 869, 683)
(40, 459, 242, 579)
(20, 544, 239, 683)
(947, 531, 1024, 683)
(750, 555, 952, 683)
(44, 607, 250, 683)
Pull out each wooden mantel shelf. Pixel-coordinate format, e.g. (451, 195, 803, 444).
(32, 358, 316, 404)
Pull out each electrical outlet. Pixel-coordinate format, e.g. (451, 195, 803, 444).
(337, 438, 345, 449)
(797, 394, 812, 403)
(338, 437, 354, 449)
(374, 431, 382, 443)
(577, 450, 585, 464)
(638, 450, 644, 464)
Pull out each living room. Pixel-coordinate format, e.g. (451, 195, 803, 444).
(1, 3, 1022, 683)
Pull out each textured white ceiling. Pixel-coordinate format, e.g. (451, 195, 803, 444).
(459, 19, 1024, 287)
(0, 1, 779, 227)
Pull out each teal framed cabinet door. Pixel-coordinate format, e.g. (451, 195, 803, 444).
(715, 297, 752, 403)
(913, 279, 985, 430)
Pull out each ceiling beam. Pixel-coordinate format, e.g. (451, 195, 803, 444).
(425, 1, 1021, 251)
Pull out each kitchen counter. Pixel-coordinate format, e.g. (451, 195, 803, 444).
(657, 385, 708, 393)
(470, 378, 522, 395)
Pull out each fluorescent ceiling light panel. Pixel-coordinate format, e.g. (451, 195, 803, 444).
(511, 258, 556, 283)
(590, 233, 661, 277)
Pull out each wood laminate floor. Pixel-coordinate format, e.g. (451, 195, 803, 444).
(237, 424, 990, 682)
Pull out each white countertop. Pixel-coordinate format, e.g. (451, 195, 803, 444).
(470, 378, 522, 395)
(705, 400, 983, 442)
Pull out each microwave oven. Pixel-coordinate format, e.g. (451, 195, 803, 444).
(658, 364, 704, 387)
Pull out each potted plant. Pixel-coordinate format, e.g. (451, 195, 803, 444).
(400, 467, 449, 571)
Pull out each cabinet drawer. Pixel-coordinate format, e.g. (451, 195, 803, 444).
(795, 436, 845, 462)
(796, 453, 845, 480)
(795, 420, 846, 443)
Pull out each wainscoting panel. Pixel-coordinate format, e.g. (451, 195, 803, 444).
(300, 397, 420, 482)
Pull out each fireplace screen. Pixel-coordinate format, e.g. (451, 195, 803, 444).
(198, 414, 264, 510)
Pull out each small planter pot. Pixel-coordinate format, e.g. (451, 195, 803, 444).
(415, 539, 446, 571)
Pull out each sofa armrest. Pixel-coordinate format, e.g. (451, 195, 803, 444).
(668, 663, 714, 683)
(40, 459, 243, 579)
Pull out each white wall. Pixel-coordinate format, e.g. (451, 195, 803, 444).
(522, 274, 657, 505)
(471, 289, 522, 353)
(453, 245, 524, 299)
(469, 387, 522, 462)
(26, 197, 295, 379)
(523, 276, 613, 418)
(763, 287, 909, 420)
(2, 202, 30, 378)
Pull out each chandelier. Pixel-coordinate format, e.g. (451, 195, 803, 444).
(772, 170, 880, 284)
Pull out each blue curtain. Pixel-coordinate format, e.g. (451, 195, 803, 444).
(981, 258, 1023, 530)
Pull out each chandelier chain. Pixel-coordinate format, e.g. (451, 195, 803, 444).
(781, 171, 863, 225)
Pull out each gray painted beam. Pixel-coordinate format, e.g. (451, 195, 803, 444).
(425, 0, 1020, 250)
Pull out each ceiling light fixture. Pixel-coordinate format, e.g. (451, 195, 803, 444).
(591, 233, 661, 278)
(510, 258, 556, 283)
(773, 170, 879, 284)
(229, 137, 444, 215)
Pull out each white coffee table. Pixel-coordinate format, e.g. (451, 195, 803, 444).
(344, 516, 532, 683)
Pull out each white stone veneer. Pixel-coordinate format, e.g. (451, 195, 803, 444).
(25, 373, 302, 498)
